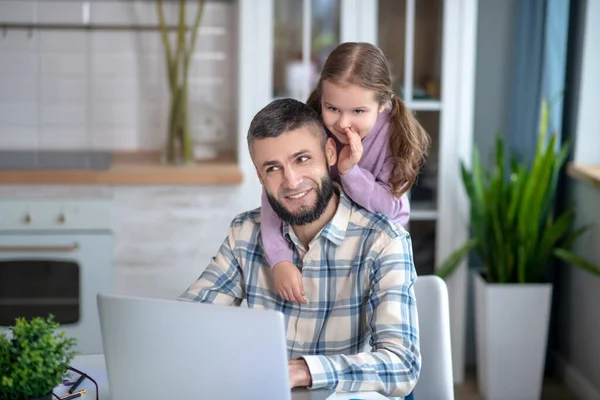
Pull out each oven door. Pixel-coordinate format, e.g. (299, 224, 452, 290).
(0, 232, 113, 354)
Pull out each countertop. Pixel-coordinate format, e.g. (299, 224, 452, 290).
(567, 163, 600, 190)
(0, 152, 243, 186)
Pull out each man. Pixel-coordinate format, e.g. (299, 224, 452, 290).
(179, 99, 420, 398)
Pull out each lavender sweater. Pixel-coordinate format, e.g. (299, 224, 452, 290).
(260, 108, 410, 268)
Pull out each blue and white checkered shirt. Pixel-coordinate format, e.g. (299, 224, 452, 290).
(180, 188, 420, 398)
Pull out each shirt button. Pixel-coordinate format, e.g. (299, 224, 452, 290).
(304, 258, 311, 264)
(298, 341, 304, 345)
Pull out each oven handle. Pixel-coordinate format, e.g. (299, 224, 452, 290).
(0, 243, 79, 252)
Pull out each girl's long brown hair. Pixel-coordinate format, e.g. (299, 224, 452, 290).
(307, 42, 430, 197)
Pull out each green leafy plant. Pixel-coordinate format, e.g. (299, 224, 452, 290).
(156, 0, 206, 164)
(0, 316, 77, 400)
(436, 100, 600, 283)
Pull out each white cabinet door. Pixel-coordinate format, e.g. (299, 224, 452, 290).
(270, 0, 379, 103)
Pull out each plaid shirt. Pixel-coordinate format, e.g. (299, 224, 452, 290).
(179, 188, 421, 398)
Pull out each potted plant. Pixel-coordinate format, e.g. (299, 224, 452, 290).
(156, 0, 206, 164)
(436, 100, 600, 400)
(0, 316, 77, 400)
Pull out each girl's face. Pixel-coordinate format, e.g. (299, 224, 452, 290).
(320, 80, 386, 145)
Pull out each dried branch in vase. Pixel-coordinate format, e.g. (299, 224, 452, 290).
(156, 0, 206, 165)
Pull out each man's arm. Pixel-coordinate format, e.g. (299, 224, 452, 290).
(301, 234, 421, 397)
(179, 225, 245, 306)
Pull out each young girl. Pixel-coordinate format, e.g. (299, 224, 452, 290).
(261, 42, 430, 304)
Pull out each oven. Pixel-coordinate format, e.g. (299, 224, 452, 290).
(0, 198, 114, 355)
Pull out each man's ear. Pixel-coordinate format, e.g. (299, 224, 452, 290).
(325, 138, 337, 167)
(255, 167, 265, 186)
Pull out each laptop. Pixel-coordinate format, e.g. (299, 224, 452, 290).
(97, 293, 335, 400)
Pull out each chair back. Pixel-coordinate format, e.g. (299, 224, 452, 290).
(412, 275, 454, 400)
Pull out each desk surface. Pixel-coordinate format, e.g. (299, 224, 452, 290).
(64, 354, 388, 400)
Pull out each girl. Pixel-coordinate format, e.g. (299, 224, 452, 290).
(261, 42, 430, 304)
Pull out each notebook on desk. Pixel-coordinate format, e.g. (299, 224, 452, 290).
(97, 293, 335, 400)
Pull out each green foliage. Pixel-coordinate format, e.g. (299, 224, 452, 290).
(0, 316, 77, 400)
(436, 99, 600, 283)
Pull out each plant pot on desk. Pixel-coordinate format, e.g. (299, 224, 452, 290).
(474, 271, 553, 400)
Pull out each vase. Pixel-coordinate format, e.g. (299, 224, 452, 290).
(474, 271, 553, 400)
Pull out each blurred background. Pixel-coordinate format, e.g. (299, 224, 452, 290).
(0, 0, 598, 399)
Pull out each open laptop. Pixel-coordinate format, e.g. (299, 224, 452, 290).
(97, 293, 335, 400)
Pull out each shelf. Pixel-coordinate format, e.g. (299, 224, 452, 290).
(410, 200, 438, 221)
(567, 163, 600, 190)
(411, 208, 439, 221)
(0, 152, 243, 186)
(409, 100, 442, 111)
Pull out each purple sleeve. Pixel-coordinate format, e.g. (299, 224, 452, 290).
(260, 188, 294, 268)
(339, 160, 410, 227)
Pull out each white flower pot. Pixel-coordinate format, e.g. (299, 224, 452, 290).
(474, 272, 553, 400)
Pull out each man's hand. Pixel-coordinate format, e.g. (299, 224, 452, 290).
(289, 359, 312, 388)
(337, 126, 364, 175)
(273, 261, 307, 304)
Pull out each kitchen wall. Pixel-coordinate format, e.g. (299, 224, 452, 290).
(0, 0, 261, 299)
(0, 0, 236, 155)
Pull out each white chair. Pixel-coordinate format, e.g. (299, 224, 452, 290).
(412, 275, 454, 400)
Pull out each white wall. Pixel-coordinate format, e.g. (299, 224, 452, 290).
(0, 1, 236, 154)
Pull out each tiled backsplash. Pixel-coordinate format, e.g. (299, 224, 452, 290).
(0, 1, 237, 154)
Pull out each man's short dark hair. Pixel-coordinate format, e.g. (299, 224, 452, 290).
(247, 98, 327, 153)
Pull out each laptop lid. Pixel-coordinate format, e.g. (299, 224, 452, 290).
(97, 293, 292, 400)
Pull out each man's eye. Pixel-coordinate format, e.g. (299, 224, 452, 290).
(298, 156, 309, 163)
(266, 166, 280, 173)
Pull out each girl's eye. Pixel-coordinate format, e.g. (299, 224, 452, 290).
(327, 106, 338, 112)
(353, 110, 364, 115)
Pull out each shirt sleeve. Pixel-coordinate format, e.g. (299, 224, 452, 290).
(260, 188, 294, 268)
(178, 223, 245, 306)
(300, 234, 421, 397)
(339, 158, 410, 227)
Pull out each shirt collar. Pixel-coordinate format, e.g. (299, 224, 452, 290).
(282, 184, 352, 247)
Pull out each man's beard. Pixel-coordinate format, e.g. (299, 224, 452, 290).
(267, 175, 335, 226)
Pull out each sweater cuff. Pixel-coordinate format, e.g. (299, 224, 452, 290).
(267, 248, 294, 270)
(339, 164, 360, 182)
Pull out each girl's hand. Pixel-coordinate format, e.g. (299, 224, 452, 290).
(337, 127, 363, 175)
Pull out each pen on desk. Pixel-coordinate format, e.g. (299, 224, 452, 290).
(59, 389, 86, 400)
(68, 374, 86, 393)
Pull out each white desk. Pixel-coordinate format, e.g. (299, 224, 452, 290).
(62, 354, 387, 400)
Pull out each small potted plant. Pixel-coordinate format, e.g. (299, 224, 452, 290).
(0, 315, 77, 400)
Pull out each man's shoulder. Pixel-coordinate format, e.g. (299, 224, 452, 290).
(347, 200, 408, 242)
(230, 207, 261, 228)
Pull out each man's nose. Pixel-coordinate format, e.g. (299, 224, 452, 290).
(282, 167, 302, 189)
